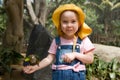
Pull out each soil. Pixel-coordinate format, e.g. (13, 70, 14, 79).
(0, 64, 52, 80)
(0, 65, 25, 80)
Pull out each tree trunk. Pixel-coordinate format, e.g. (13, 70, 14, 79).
(3, 0, 23, 52)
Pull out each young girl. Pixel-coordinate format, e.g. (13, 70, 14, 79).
(23, 4, 95, 80)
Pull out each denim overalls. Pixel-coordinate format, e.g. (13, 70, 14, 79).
(52, 37, 86, 80)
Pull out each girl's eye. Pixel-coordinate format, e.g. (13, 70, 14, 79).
(62, 20, 68, 23)
(72, 20, 76, 23)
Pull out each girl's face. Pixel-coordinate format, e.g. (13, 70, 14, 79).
(60, 11, 79, 39)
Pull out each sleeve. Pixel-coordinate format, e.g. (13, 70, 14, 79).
(81, 37, 95, 54)
(48, 39, 57, 54)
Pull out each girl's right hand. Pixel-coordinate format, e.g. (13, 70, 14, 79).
(63, 53, 76, 63)
(23, 65, 39, 74)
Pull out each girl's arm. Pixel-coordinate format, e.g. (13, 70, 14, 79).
(23, 53, 55, 74)
(75, 51, 94, 64)
(63, 51, 94, 64)
(38, 53, 55, 69)
(75, 37, 94, 64)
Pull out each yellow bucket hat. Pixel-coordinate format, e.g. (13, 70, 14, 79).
(52, 4, 92, 39)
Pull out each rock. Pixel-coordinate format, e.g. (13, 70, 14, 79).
(94, 44, 120, 62)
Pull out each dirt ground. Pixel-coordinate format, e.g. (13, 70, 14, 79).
(0, 64, 52, 80)
(0, 65, 25, 80)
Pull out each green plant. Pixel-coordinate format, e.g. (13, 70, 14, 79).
(107, 58, 120, 80)
(86, 54, 120, 80)
(0, 47, 24, 79)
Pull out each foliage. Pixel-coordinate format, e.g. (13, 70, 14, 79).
(85, 0, 120, 46)
(86, 55, 120, 80)
(85, 8, 104, 34)
(0, 47, 24, 73)
(111, 20, 120, 36)
(86, 0, 120, 26)
(88, 0, 102, 5)
(0, 6, 6, 41)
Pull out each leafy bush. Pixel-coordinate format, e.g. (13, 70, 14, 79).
(0, 47, 24, 73)
(86, 55, 120, 80)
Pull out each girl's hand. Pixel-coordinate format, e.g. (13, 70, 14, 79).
(23, 65, 39, 74)
(63, 53, 76, 63)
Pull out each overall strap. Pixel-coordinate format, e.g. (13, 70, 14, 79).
(55, 36, 83, 65)
(55, 36, 61, 46)
(76, 37, 82, 44)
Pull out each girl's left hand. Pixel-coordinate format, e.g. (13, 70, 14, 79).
(63, 53, 76, 63)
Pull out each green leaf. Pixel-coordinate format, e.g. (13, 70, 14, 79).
(109, 72, 116, 79)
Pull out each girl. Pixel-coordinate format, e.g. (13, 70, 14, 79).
(23, 4, 95, 80)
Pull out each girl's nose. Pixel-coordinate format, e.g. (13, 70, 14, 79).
(67, 23, 72, 27)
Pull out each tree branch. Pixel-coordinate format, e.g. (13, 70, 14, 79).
(26, 0, 38, 24)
